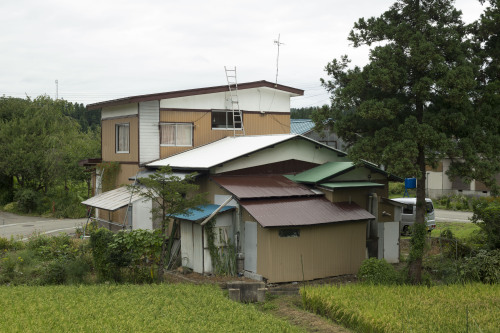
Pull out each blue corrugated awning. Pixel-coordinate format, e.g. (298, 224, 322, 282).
(172, 204, 235, 222)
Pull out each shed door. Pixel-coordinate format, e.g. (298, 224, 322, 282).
(383, 221, 400, 263)
(244, 221, 257, 273)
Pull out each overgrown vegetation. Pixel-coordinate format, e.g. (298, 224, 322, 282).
(205, 218, 237, 276)
(302, 283, 499, 333)
(128, 166, 206, 281)
(0, 233, 92, 285)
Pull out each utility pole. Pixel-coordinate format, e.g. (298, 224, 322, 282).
(55, 79, 58, 100)
(274, 34, 284, 87)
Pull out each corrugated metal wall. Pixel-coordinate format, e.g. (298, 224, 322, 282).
(139, 101, 160, 164)
(257, 221, 367, 283)
(102, 116, 139, 163)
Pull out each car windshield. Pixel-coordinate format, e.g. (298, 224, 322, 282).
(426, 202, 433, 213)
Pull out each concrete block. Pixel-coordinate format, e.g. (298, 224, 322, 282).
(257, 288, 267, 302)
(228, 288, 240, 302)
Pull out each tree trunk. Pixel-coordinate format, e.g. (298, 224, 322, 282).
(408, 145, 427, 283)
(157, 219, 168, 282)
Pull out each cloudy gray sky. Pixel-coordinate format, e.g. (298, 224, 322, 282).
(0, 0, 485, 108)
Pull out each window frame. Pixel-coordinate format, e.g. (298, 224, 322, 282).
(115, 123, 130, 154)
(160, 122, 193, 147)
(211, 109, 242, 130)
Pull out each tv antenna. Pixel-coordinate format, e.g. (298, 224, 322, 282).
(274, 34, 284, 87)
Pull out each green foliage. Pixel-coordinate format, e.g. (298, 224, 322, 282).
(205, 218, 237, 276)
(358, 258, 401, 285)
(0, 95, 100, 216)
(438, 229, 473, 259)
(89, 228, 123, 282)
(129, 166, 207, 281)
(14, 188, 40, 213)
(290, 106, 321, 119)
(316, 1, 494, 282)
(459, 249, 500, 284)
(302, 283, 500, 333)
(89, 228, 163, 283)
(0, 234, 89, 286)
(471, 197, 500, 249)
(97, 161, 120, 192)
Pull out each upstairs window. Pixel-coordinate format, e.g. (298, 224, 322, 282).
(116, 123, 130, 153)
(160, 123, 193, 147)
(212, 110, 242, 130)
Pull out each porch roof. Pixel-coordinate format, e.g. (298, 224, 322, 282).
(172, 204, 235, 222)
(81, 186, 145, 211)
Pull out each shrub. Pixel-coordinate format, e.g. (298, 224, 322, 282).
(459, 249, 500, 284)
(358, 258, 401, 285)
(14, 188, 40, 213)
(471, 198, 500, 250)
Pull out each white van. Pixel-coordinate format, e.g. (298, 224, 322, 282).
(392, 198, 436, 234)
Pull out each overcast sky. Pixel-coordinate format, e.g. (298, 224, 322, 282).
(0, 0, 486, 108)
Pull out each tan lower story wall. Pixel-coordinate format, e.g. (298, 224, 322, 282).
(257, 221, 367, 283)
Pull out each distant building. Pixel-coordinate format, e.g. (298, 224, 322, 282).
(290, 118, 348, 151)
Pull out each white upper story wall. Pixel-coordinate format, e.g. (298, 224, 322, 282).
(160, 87, 291, 112)
(101, 103, 138, 119)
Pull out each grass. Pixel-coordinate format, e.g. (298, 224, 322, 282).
(302, 283, 500, 333)
(0, 284, 302, 333)
(430, 222, 480, 239)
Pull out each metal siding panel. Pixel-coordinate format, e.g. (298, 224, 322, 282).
(139, 101, 160, 164)
(180, 222, 194, 269)
(193, 224, 203, 273)
(264, 222, 367, 283)
(132, 197, 153, 230)
(244, 221, 258, 273)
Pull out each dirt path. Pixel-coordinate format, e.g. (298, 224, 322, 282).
(267, 295, 352, 333)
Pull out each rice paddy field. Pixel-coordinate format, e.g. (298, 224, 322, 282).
(0, 284, 301, 333)
(302, 283, 500, 333)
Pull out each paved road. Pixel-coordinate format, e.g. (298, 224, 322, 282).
(0, 211, 87, 240)
(435, 209, 473, 223)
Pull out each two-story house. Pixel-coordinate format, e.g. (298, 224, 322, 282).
(86, 80, 303, 188)
(82, 80, 403, 283)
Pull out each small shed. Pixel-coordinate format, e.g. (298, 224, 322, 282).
(174, 204, 236, 274)
(211, 175, 375, 283)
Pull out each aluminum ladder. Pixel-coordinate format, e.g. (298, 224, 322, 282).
(224, 66, 245, 136)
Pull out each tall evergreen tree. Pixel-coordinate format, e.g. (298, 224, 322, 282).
(315, 0, 478, 282)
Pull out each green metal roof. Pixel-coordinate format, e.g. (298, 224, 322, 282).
(319, 181, 385, 189)
(288, 162, 355, 184)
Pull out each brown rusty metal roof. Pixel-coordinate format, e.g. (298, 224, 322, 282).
(211, 174, 318, 199)
(240, 197, 375, 227)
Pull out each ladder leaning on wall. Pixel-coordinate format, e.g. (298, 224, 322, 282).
(224, 66, 245, 136)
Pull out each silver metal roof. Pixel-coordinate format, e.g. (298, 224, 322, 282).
(128, 169, 193, 181)
(147, 134, 298, 169)
(81, 186, 146, 211)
